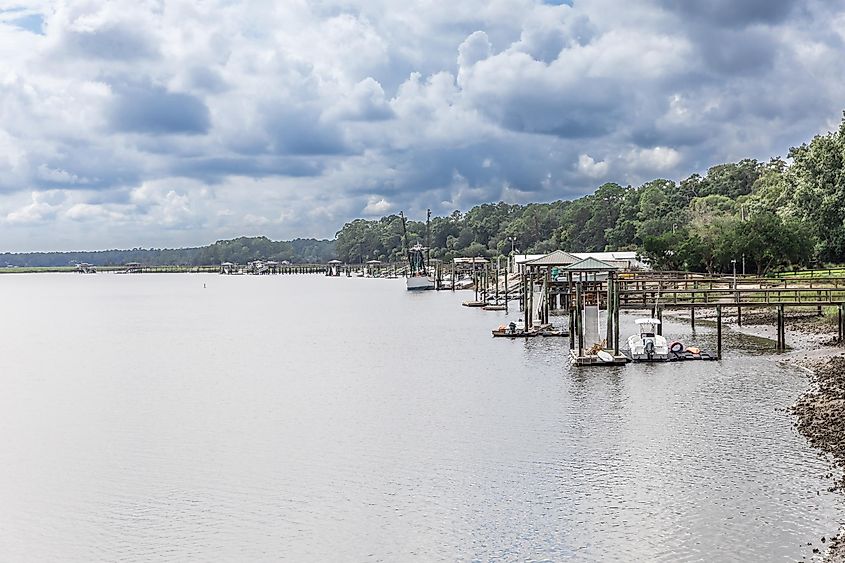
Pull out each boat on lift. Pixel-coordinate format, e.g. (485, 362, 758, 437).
(625, 318, 669, 362)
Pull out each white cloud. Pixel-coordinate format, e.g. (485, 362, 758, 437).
(0, 0, 843, 249)
(577, 154, 608, 179)
(625, 146, 682, 172)
(37, 164, 91, 184)
(363, 196, 393, 215)
(5, 191, 63, 224)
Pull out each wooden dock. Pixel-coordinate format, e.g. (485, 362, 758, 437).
(569, 350, 629, 366)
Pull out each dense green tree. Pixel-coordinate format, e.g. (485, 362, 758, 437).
(786, 116, 845, 261)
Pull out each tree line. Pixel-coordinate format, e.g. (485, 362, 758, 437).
(0, 237, 336, 267)
(335, 114, 845, 275)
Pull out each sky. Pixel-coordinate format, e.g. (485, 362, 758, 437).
(1, 0, 844, 251)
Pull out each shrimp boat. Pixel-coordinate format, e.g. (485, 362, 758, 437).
(625, 318, 669, 362)
(400, 210, 435, 291)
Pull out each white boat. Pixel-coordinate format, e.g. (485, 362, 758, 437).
(625, 318, 669, 361)
(407, 273, 435, 290)
(400, 211, 435, 291)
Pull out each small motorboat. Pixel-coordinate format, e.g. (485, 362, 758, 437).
(625, 318, 669, 362)
(492, 320, 536, 337)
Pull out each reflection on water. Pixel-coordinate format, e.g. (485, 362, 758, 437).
(0, 274, 840, 561)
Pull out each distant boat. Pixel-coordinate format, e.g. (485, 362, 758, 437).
(400, 211, 435, 291)
(405, 243, 434, 290)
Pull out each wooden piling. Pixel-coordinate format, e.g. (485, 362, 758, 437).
(690, 306, 695, 332)
(656, 306, 663, 336)
(504, 268, 509, 312)
(613, 280, 620, 356)
(542, 273, 549, 324)
(528, 270, 535, 328)
(523, 270, 530, 329)
(716, 305, 722, 360)
(605, 274, 613, 349)
(576, 281, 584, 356)
(495, 264, 500, 304)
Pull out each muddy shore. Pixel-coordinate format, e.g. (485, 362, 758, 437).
(666, 308, 845, 561)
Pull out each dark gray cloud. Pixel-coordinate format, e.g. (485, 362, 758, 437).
(109, 85, 211, 135)
(658, 0, 796, 27)
(266, 107, 350, 156)
(187, 67, 229, 94)
(63, 22, 159, 60)
(169, 157, 324, 182)
(696, 27, 779, 75)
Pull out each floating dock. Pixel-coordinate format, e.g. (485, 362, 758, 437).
(620, 350, 719, 363)
(492, 324, 569, 338)
(569, 351, 629, 366)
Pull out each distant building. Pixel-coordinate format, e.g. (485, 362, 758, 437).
(514, 251, 648, 271)
(571, 251, 649, 270)
(453, 256, 489, 273)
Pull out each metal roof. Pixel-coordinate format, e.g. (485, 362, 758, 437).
(572, 251, 639, 261)
(563, 257, 620, 271)
(524, 250, 580, 266)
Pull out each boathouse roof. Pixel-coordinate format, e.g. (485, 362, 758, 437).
(563, 257, 619, 271)
(572, 251, 649, 270)
(524, 250, 580, 266)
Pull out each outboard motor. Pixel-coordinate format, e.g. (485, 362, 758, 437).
(645, 339, 655, 360)
(508, 322, 517, 334)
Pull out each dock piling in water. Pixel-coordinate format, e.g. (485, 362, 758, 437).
(716, 305, 722, 360)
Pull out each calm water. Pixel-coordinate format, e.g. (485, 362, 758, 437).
(0, 274, 841, 561)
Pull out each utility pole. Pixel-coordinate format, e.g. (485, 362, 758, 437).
(507, 236, 516, 273)
(731, 259, 737, 288)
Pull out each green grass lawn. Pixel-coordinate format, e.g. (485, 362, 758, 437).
(774, 267, 845, 279)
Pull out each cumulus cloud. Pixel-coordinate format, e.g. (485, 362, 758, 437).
(5, 191, 64, 224)
(363, 196, 393, 215)
(625, 146, 682, 172)
(0, 0, 844, 250)
(109, 84, 211, 135)
(577, 154, 608, 179)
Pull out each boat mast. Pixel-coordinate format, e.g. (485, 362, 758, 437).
(399, 211, 412, 271)
(425, 208, 431, 269)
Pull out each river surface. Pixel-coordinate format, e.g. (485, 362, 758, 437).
(0, 273, 841, 561)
